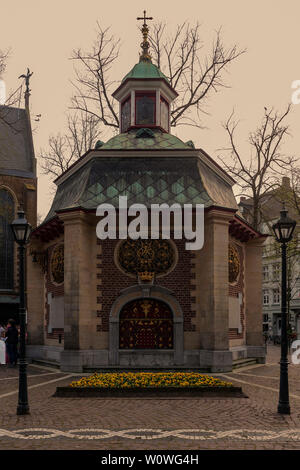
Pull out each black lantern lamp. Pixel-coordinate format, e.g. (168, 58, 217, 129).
(272, 203, 296, 415)
(11, 210, 32, 245)
(272, 205, 296, 243)
(11, 208, 32, 415)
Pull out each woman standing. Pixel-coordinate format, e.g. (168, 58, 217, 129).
(5, 319, 18, 367)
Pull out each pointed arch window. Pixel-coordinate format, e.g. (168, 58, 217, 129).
(0, 188, 15, 290)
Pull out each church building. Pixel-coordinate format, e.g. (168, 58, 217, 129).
(0, 81, 37, 322)
(27, 18, 266, 372)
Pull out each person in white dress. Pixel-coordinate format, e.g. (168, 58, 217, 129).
(0, 324, 6, 365)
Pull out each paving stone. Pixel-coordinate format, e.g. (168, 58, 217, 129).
(0, 345, 299, 449)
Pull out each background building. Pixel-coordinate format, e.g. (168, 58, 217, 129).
(239, 177, 300, 340)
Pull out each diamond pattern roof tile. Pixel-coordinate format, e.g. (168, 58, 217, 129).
(102, 129, 191, 150)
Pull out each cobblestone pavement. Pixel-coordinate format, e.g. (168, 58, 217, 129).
(0, 345, 300, 450)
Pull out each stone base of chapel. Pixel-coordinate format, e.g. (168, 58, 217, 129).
(27, 345, 265, 373)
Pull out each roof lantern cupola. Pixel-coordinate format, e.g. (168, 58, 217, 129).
(112, 11, 178, 134)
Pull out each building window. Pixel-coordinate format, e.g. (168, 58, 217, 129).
(263, 314, 269, 323)
(273, 263, 280, 281)
(121, 97, 131, 132)
(263, 265, 269, 281)
(262, 246, 267, 257)
(135, 93, 156, 126)
(273, 288, 280, 305)
(263, 289, 269, 305)
(263, 323, 269, 332)
(0, 188, 15, 290)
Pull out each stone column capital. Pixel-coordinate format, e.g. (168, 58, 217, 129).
(57, 209, 89, 225)
(205, 207, 236, 225)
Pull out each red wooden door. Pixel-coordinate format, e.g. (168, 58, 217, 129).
(119, 299, 173, 349)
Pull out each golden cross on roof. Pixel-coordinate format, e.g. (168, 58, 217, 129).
(137, 10, 153, 26)
(137, 10, 153, 62)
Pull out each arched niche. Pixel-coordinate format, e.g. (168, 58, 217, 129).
(109, 284, 184, 366)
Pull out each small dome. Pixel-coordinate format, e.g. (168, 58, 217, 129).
(101, 129, 191, 150)
(122, 61, 169, 83)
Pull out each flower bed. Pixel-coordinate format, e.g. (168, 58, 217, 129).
(54, 372, 246, 398)
(69, 372, 232, 389)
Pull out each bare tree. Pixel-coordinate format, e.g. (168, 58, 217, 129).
(277, 167, 300, 216)
(150, 23, 245, 128)
(39, 112, 101, 178)
(219, 105, 295, 230)
(70, 22, 245, 130)
(71, 24, 120, 130)
(41, 22, 244, 178)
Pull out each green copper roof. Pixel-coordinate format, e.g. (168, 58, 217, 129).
(45, 157, 212, 221)
(122, 61, 169, 83)
(44, 153, 238, 223)
(102, 129, 191, 150)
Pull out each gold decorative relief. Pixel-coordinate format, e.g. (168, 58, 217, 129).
(228, 244, 240, 284)
(50, 244, 64, 284)
(117, 239, 176, 277)
(119, 299, 173, 349)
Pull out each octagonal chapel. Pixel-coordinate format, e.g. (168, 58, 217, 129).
(27, 20, 266, 372)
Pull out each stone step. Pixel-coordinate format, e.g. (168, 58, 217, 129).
(232, 358, 258, 370)
(31, 358, 60, 369)
(83, 366, 211, 373)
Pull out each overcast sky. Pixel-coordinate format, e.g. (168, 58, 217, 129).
(1, 0, 300, 218)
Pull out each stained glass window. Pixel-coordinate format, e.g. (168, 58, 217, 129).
(135, 93, 156, 126)
(160, 97, 169, 131)
(121, 97, 131, 132)
(0, 189, 14, 290)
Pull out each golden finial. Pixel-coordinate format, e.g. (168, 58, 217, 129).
(137, 10, 153, 62)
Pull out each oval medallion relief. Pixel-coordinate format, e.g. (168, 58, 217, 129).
(116, 239, 177, 278)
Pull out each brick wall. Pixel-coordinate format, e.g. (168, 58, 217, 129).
(96, 238, 195, 333)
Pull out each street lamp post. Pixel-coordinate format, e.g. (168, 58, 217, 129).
(11, 209, 32, 415)
(272, 204, 296, 415)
